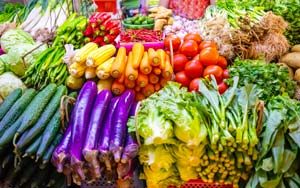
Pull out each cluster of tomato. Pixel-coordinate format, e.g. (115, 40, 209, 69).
(164, 33, 229, 94)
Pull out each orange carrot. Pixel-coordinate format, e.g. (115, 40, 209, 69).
(111, 47, 127, 78)
(132, 43, 144, 69)
(157, 49, 166, 70)
(154, 83, 161, 91)
(117, 73, 125, 83)
(135, 92, 145, 101)
(153, 67, 162, 75)
(136, 73, 149, 88)
(160, 78, 169, 87)
(112, 80, 125, 95)
(148, 48, 160, 66)
(139, 52, 152, 75)
(162, 54, 173, 78)
(135, 86, 141, 92)
(125, 78, 135, 89)
(142, 84, 155, 97)
(125, 52, 138, 81)
(149, 73, 159, 84)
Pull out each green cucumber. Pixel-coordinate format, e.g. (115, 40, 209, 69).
(0, 88, 22, 120)
(42, 133, 63, 164)
(16, 84, 57, 136)
(0, 114, 23, 147)
(23, 136, 42, 158)
(0, 89, 36, 136)
(16, 85, 67, 150)
(36, 109, 61, 159)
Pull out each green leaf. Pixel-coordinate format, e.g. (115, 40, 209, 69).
(272, 129, 285, 173)
(280, 149, 297, 173)
(261, 157, 274, 171)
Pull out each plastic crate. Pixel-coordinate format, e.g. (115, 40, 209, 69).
(94, 0, 117, 13)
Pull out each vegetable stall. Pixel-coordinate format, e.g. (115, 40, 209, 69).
(0, 0, 300, 188)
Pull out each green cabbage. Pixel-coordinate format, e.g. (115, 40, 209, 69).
(176, 162, 198, 181)
(0, 29, 34, 52)
(0, 72, 26, 99)
(0, 58, 6, 75)
(172, 144, 206, 167)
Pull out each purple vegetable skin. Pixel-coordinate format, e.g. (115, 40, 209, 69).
(0, 49, 4, 55)
(97, 97, 120, 170)
(82, 89, 112, 178)
(109, 90, 135, 163)
(70, 81, 97, 180)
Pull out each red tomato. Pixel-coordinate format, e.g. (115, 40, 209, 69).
(193, 54, 200, 61)
(173, 54, 189, 72)
(217, 56, 228, 69)
(223, 69, 230, 79)
(180, 40, 199, 57)
(184, 33, 202, 44)
(164, 35, 181, 51)
(218, 82, 228, 94)
(199, 41, 218, 51)
(199, 47, 219, 67)
(175, 71, 191, 87)
(184, 60, 204, 79)
(203, 65, 223, 82)
(189, 78, 200, 91)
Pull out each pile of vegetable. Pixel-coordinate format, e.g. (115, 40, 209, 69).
(165, 33, 229, 93)
(0, 154, 65, 188)
(135, 78, 261, 187)
(0, 29, 47, 77)
(227, 59, 296, 101)
(52, 81, 138, 186)
(0, 3, 24, 24)
(0, 85, 75, 166)
(83, 12, 120, 46)
(52, 13, 87, 49)
(23, 46, 68, 89)
(164, 16, 201, 39)
(148, 6, 173, 31)
(123, 15, 155, 30)
(120, 29, 162, 43)
(0, 72, 26, 100)
(247, 96, 300, 187)
(20, 0, 70, 42)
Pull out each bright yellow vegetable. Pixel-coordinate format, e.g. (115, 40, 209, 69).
(66, 75, 85, 90)
(69, 62, 86, 78)
(86, 44, 116, 67)
(85, 67, 97, 79)
(132, 42, 144, 69)
(97, 78, 114, 91)
(96, 57, 115, 79)
(73, 42, 98, 64)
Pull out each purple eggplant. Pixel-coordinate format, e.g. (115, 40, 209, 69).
(97, 97, 121, 171)
(109, 90, 135, 163)
(70, 81, 97, 180)
(82, 89, 112, 178)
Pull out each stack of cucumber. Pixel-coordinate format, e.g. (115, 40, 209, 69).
(0, 154, 65, 187)
(0, 84, 76, 165)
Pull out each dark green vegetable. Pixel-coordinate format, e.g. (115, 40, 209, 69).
(15, 84, 57, 137)
(42, 133, 63, 164)
(0, 114, 23, 147)
(16, 85, 67, 150)
(36, 110, 61, 160)
(23, 136, 42, 158)
(0, 89, 36, 136)
(0, 88, 22, 120)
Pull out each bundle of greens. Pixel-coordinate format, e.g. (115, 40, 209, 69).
(0, 3, 24, 24)
(246, 96, 300, 188)
(227, 59, 296, 101)
(134, 79, 262, 187)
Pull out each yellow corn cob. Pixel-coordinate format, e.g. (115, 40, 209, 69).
(96, 57, 115, 79)
(97, 78, 113, 91)
(85, 67, 97, 79)
(86, 44, 116, 67)
(74, 42, 98, 64)
(69, 62, 86, 78)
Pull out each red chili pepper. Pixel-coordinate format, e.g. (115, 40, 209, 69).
(99, 31, 105, 37)
(83, 25, 93, 37)
(104, 34, 116, 44)
(93, 28, 100, 37)
(101, 19, 120, 31)
(93, 36, 104, 45)
(110, 27, 120, 35)
(98, 13, 111, 24)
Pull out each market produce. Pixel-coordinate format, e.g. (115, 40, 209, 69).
(247, 96, 300, 187)
(0, 3, 24, 24)
(52, 13, 87, 48)
(0, 29, 47, 76)
(0, 72, 26, 99)
(148, 6, 173, 31)
(135, 78, 261, 187)
(52, 81, 138, 185)
(23, 46, 68, 89)
(227, 59, 296, 101)
(20, 0, 70, 42)
(123, 14, 154, 29)
(120, 29, 162, 43)
(83, 12, 120, 46)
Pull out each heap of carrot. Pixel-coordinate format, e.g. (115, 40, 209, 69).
(110, 43, 173, 101)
